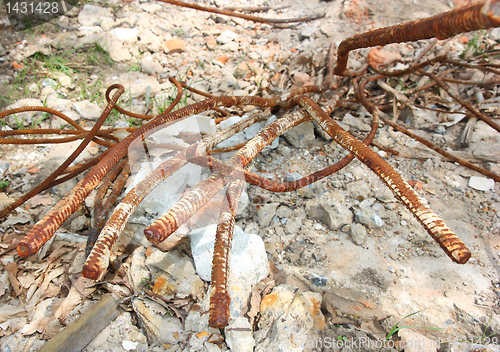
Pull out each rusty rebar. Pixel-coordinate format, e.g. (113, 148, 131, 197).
(209, 176, 245, 328)
(334, 0, 500, 75)
(82, 111, 269, 279)
(1, 84, 124, 225)
(144, 104, 313, 244)
(15, 79, 282, 257)
(295, 94, 471, 264)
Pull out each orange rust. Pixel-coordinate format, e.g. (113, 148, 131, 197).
(209, 177, 245, 328)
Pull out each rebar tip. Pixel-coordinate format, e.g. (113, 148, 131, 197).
(82, 264, 100, 280)
(452, 248, 472, 264)
(209, 294, 230, 328)
(17, 242, 34, 258)
(144, 226, 164, 244)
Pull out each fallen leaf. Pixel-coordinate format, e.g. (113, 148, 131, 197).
(247, 277, 275, 326)
(21, 298, 58, 335)
(5, 263, 22, 297)
(0, 305, 26, 324)
(54, 279, 84, 323)
(29, 194, 53, 207)
(12, 61, 24, 69)
(1, 214, 31, 227)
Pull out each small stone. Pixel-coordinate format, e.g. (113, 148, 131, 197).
(206, 36, 217, 50)
(354, 209, 384, 229)
(70, 215, 89, 232)
(490, 27, 500, 40)
(217, 54, 229, 64)
(285, 172, 302, 182)
(109, 28, 139, 42)
(146, 249, 204, 300)
(400, 220, 408, 226)
(77, 4, 114, 26)
(141, 2, 163, 13)
(255, 285, 326, 351)
(349, 223, 367, 245)
(72, 100, 102, 119)
(58, 75, 72, 88)
(257, 203, 279, 228)
(309, 274, 327, 287)
(109, 72, 161, 98)
(276, 205, 293, 218)
(6, 98, 43, 127)
(165, 38, 185, 53)
(122, 341, 138, 350)
(398, 329, 438, 352)
(216, 30, 237, 44)
(320, 23, 337, 37)
(342, 113, 371, 132)
(468, 176, 495, 192)
(139, 55, 163, 76)
(305, 191, 353, 230)
(388, 266, 396, 273)
(300, 26, 314, 39)
(42, 78, 57, 87)
(225, 317, 255, 352)
(283, 120, 315, 147)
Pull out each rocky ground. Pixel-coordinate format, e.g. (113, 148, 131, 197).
(1, 0, 500, 351)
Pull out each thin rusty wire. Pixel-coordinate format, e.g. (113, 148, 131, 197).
(1, 85, 125, 225)
(157, 0, 325, 24)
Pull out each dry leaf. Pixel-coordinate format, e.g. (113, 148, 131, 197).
(4, 263, 22, 297)
(247, 277, 275, 327)
(21, 298, 58, 335)
(29, 194, 53, 207)
(54, 280, 84, 323)
(367, 48, 401, 68)
(0, 305, 26, 324)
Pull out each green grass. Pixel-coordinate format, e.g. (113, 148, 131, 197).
(33, 51, 75, 75)
(385, 310, 442, 342)
(460, 31, 486, 59)
(0, 179, 10, 189)
(234, 49, 248, 79)
(86, 43, 114, 66)
(172, 28, 185, 36)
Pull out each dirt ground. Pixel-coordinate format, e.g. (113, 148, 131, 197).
(0, 0, 500, 351)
